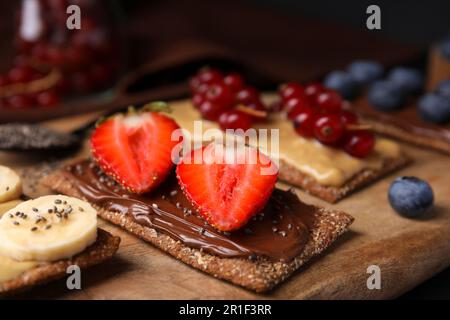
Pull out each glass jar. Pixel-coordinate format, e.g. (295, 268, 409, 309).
(0, 0, 125, 110)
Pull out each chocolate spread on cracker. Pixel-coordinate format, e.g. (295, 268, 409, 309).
(62, 160, 315, 262)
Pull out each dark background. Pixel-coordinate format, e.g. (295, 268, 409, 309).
(122, 0, 450, 45)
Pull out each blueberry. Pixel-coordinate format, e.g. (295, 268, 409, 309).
(367, 80, 406, 111)
(323, 71, 359, 100)
(436, 79, 450, 98)
(441, 37, 450, 59)
(347, 60, 384, 85)
(387, 67, 424, 94)
(417, 93, 450, 124)
(388, 177, 434, 218)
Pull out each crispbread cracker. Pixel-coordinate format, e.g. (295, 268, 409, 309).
(0, 229, 120, 297)
(278, 156, 411, 203)
(43, 170, 353, 292)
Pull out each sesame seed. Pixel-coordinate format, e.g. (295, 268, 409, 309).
(54, 199, 62, 204)
(152, 203, 158, 209)
(13, 221, 19, 226)
(6, 186, 9, 191)
(45, 225, 52, 230)
(279, 231, 287, 237)
(31, 227, 38, 232)
(170, 190, 177, 196)
(272, 226, 278, 233)
(32, 207, 38, 212)
(8, 213, 13, 218)
(78, 207, 84, 212)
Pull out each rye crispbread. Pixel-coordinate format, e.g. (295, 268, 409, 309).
(42, 170, 354, 293)
(278, 156, 411, 203)
(0, 229, 120, 297)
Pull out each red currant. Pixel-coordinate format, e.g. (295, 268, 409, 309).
(235, 86, 259, 105)
(343, 130, 375, 158)
(190, 68, 222, 93)
(223, 73, 244, 92)
(44, 45, 65, 66)
(218, 110, 253, 131)
(0, 75, 10, 87)
(285, 96, 311, 116)
(199, 101, 228, 121)
(14, 55, 30, 67)
(0, 98, 9, 108)
(65, 46, 91, 67)
(205, 82, 234, 107)
(8, 66, 34, 83)
(313, 114, 345, 145)
(189, 75, 201, 93)
(8, 95, 35, 109)
(292, 107, 316, 138)
(196, 83, 210, 95)
(197, 68, 223, 85)
(340, 110, 358, 125)
(192, 93, 205, 108)
(304, 83, 325, 103)
(37, 90, 60, 108)
(279, 82, 304, 103)
(31, 42, 49, 61)
(316, 90, 343, 113)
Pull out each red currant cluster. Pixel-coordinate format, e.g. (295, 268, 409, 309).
(279, 82, 375, 158)
(189, 68, 267, 131)
(0, 63, 60, 109)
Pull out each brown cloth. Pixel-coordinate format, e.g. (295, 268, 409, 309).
(0, 0, 421, 122)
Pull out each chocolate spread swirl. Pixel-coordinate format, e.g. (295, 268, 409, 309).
(62, 161, 316, 262)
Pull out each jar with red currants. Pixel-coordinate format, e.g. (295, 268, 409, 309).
(0, 0, 125, 109)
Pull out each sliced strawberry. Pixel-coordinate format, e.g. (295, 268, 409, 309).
(176, 143, 278, 231)
(91, 110, 181, 193)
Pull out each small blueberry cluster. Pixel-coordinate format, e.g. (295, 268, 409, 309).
(368, 67, 423, 112)
(323, 60, 384, 100)
(417, 80, 450, 124)
(324, 58, 450, 124)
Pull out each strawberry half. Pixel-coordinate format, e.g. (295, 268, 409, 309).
(176, 143, 278, 231)
(91, 108, 181, 194)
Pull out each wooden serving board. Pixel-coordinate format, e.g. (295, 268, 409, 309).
(2, 99, 450, 300)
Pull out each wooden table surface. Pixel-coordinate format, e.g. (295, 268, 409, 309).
(2, 99, 450, 300)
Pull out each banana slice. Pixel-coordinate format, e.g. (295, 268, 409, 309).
(0, 200, 23, 218)
(0, 166, 22, 203)
(0, 195, 97, 262)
